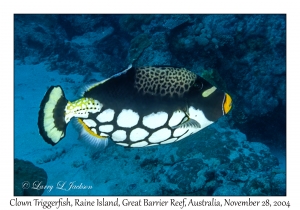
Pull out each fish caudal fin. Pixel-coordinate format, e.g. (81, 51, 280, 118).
(38, 86, 69, 145)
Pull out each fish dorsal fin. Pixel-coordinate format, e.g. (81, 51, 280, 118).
(80, 64, 133, 97)
(110, 64, 133, 79)
(79, 81, 103, 97)
(171, 117, 201, 129)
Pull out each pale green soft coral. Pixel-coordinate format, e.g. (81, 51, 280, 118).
(119, 15, 154, 33)
(127, 34, 151, 63)
(201, 68, 228, 92)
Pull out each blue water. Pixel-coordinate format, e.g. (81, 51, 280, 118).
(14, 14, 286, 196)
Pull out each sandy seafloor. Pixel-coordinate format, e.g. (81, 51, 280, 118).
(14, 60, 286, 196)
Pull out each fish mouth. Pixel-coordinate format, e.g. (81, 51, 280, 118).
(223, 93, 232, 114)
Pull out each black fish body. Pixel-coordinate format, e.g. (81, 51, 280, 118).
(38, 66, 232, 148)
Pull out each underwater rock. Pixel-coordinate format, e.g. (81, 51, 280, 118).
(195, 34, 209, 46)
(162, 14, 190, 30)
(159, 121, 281, 195)
(71, 27, 114, 46)
(270, 172, 286, 196)
(136, 49, 172, 67)
(14, 15, 60, 64)
(150, 32, 170, 51)
(200, 69, 228, 92)
(36, 147, 65, 164)
(213, 184, 244, 196)
(165, 158, 208, 194)
(57, 14, 107, 40)
(14, 159, 48, 196)
(134, 32, 172, 66)
(14, 14, 127, 75)
(127, 33, 151, 63)
(119, 14, 154, 35)
(244, 176, 272, 196)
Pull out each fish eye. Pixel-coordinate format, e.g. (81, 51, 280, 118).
(194, 82, 203, 90)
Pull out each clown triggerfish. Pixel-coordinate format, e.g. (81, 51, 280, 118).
(38, 66, 232, 148)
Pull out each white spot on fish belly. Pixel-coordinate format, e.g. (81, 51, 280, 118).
(111, 130, 126, 142)
(168, 110, 185, 127)
(116, 142, 129, 147)
(96, 109, 115, 123)
(117, 109, 139, 128)
(130, 141, 148, 147)
(143, 111, 168, 129)
(160, 137, 177, 144)
(148, 128, 171, 143)
(173, 128, 189, 137)
(146, 143, 159, 147)
(129, 128, 149, 142)
(83, 119, 97, 127)
(91, 128, 97, 135)
(99, 124, 114, 133)
(100, 133, 109, 137)
(188, 106, 213, 129)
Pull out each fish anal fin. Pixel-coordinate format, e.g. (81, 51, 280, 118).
(73, 118, 109, 149)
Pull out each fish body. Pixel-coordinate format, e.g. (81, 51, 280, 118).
(38, 66, 232, 148)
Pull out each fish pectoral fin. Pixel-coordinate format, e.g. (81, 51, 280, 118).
(171, 118, 201, 129)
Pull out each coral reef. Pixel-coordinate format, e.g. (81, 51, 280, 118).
(14, 159, 48, 196)
(127, 33, 151, 64)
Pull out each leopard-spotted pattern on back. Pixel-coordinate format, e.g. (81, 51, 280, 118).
(134, 67, 197, 97)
